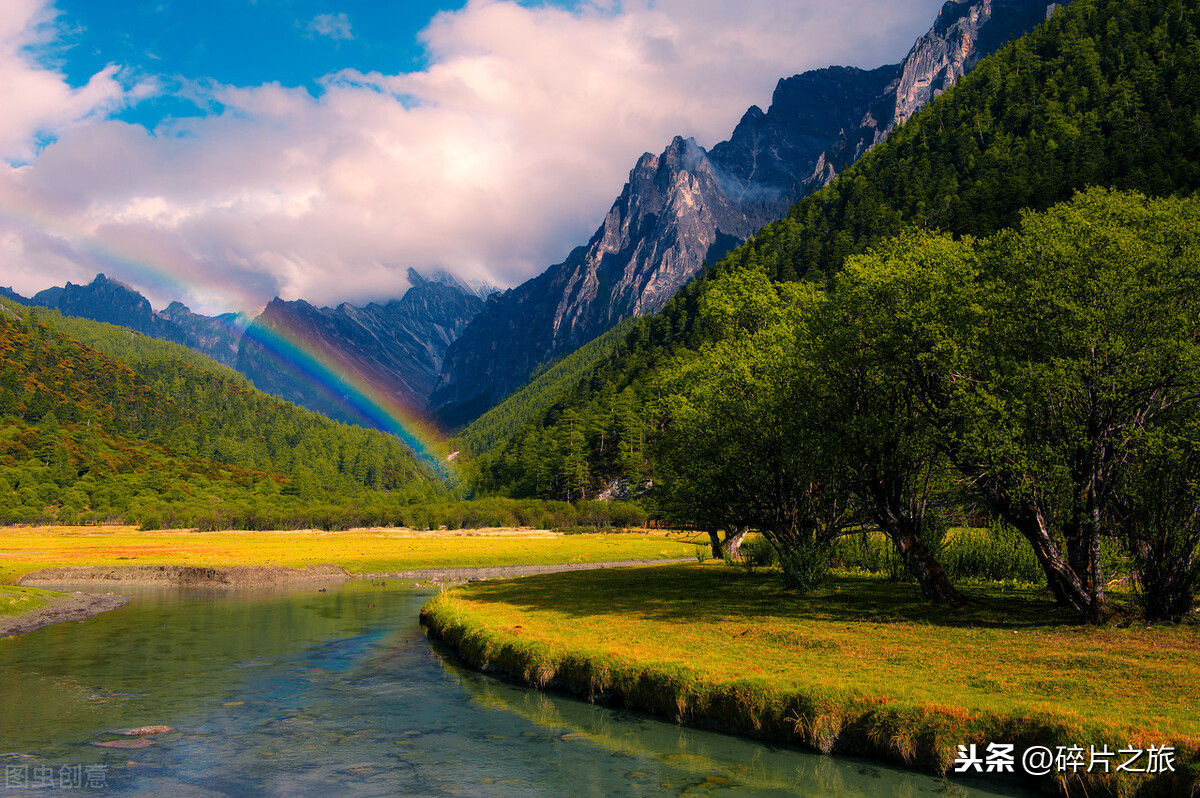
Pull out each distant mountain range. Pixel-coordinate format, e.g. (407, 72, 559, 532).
(429, 0, 1058, 426)
(5, 274, 244, 368)
(3, 269, 494, 428)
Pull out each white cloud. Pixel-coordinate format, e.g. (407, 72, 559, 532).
(307, 12, 354, 41)
(0, 0, 946, 314)
(0, 0, 147, 165)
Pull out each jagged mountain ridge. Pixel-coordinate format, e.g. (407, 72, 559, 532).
(236, 269, 493, 427)
(26, 274, 244, 368)
(808, 0, 1061, 184)
(0, 286, 32, 306)
(430, 0, 1057, 428)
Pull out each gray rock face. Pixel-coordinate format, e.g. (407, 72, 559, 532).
(430, 0, 1057, 427)
(809, 0, 1056, 186)
(237, 269, 491, 426)
(897, 0, 1058, 126)
(156, 301, 244, 368)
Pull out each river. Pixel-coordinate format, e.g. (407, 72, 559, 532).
(0, 581, 1033, 796)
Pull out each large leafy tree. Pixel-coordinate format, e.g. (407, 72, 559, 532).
(856, 189, 1200, 620)
(816, 233, 979, 603)
(654, 270, 851, 569)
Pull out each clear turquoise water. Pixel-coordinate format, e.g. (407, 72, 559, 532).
(0, 582, 1034, 796)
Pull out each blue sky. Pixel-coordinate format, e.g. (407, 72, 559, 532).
(50, 0, 471, 127)
(1, 0, 947, 314)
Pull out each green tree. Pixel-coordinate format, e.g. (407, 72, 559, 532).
(864, 190, 1200, 620)
(557, 408, 589, 501)
(655, 270, 851, 577)
(818, 233, 974, 603)
(1115, 410, 1200, 622)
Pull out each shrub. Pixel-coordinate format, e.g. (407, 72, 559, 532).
(777, 540, 830, 592)
(739, 536, 777, 574)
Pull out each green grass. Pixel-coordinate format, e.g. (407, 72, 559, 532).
(0, 585, 68, 617)
(422, 564, 1200, 796)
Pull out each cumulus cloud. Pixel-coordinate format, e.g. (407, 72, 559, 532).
(0, 0, 148, 165)
(307, 12, 354, 41)
(0, 0, 945, 314)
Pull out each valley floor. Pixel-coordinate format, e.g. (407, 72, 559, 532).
(0, 525, 696, 633)
(421, 563, 1200, 797)
(0, 525, 698, 585)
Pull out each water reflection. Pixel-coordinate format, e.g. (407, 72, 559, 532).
(0, 582, 1033, 796)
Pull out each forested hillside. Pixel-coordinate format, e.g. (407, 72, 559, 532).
(474, 0, 1200, 501)
(0, 300, 444, 528)
(458, 319, 635, 457)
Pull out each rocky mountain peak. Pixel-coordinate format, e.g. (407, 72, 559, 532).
(406, 267, 428, 287)
(884, 0, 1058, 132)
(161, 300, 191, 316)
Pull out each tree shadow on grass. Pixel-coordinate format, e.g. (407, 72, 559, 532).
(458, 564, 1084, 631)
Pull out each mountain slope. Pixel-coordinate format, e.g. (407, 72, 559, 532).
(458, 318, 636, 456)
(430, 0, 1056, 427)
(474, 0, 1200, 500)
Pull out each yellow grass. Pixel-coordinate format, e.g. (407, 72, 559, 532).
(0, 525, 698, 584)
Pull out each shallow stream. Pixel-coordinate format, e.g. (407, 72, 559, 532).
(0, 581, 1034, 796)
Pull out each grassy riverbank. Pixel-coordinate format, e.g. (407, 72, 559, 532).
(421, 563, 1200, 797)
(0, 525, 697, 584)
(0, 585, 66, 616)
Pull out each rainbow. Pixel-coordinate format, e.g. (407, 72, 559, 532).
(240, 318, 454, 477)
(0, 202, 455, 479)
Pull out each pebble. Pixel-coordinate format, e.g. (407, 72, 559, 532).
(115, 726, 171, 736)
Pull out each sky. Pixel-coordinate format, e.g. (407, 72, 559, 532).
(0, 0, 948, 316)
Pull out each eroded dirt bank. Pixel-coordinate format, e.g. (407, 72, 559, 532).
(16, 564, 351, 588)
(0, 592, 129, 638)
(16, 559, 691, 589)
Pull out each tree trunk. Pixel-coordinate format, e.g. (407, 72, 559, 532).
(1088, 505, 1106, 618)
(706, 529, 723, 560)
(863, 476, 963, 604)
(884, 522, 965, 604)
(991, 496, 1099, 620)
(1066, 523, 1095, 594)
(724, 527, 749, 560)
